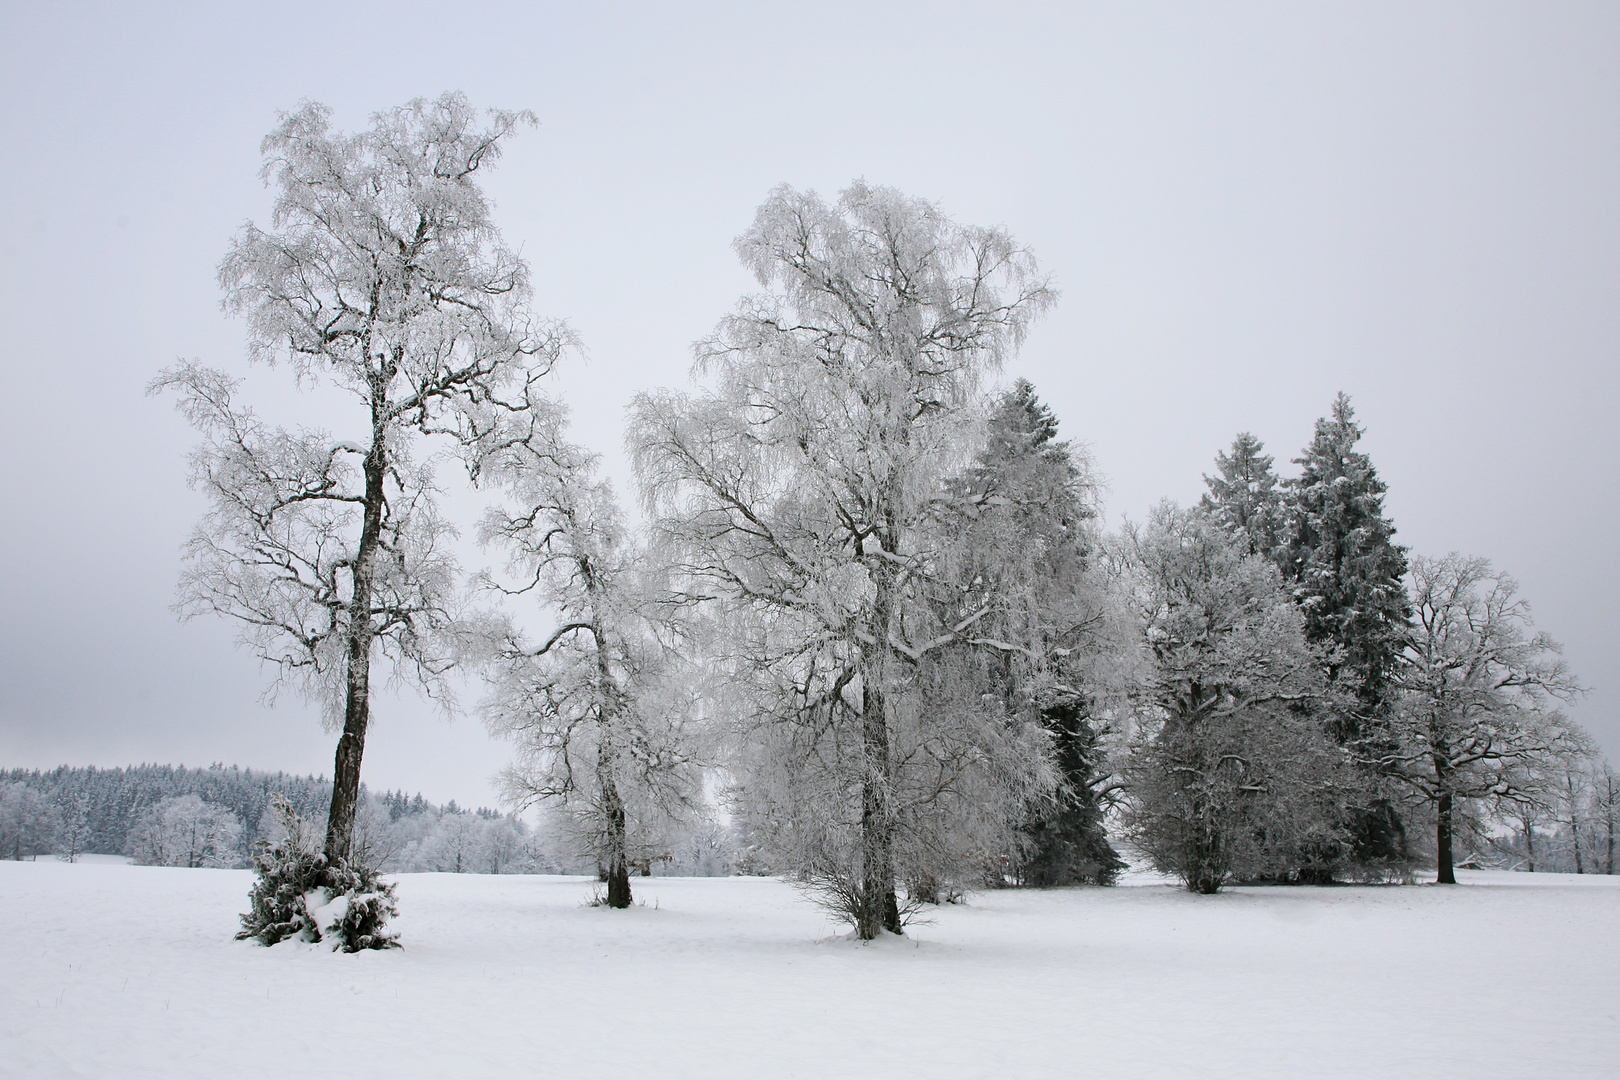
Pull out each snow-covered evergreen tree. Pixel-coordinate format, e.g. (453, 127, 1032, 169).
(53, 793, 92, 863)
(1279, 394, 1411, 730)
(941, 380, 1124, 887)
(1200, 432, 1285, 558)
(238, 796, 399, 951)
(1278, 393, 1412, 868)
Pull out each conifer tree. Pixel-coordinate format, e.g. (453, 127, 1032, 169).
(1201, 432, 1284, 558)
(1278, 393, 1412, 866)
(949, 380, 1122, 886)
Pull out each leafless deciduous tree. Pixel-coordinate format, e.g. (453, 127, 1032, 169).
(1591, 762, 1619, 875)
(1386, 554, 1585, 884)
(152, 94, 564, 867)
(0, 783, 59, 861)
(1548, 739, 1601, 873)
(128, 795, 243, 868)
(478, 415, 702, 910)
(632, 182, 1055, 937)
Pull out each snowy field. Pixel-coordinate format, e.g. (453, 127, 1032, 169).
(2, 860, 1616, 1079)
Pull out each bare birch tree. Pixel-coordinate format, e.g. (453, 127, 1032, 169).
(152, 94, 563, 870)
(478, 413, 702, 909)
(632, 181, 1054, 937)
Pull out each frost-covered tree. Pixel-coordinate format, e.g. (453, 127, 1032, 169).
(1201, 432, 1284, 558)
(632, 182, 1055, 937)
(482, 814, 528, 874)
(1121, 504, 1358, 893)
(151, 94, 563, 875)
(1549, 742, 1601, 874)
(420, 809, 486, 873)
(479, 413, 702, 909)
(1497, 790, 1548, 872)
(1588, 763, 1619, 875)
(0, 783, 59, 860)
(53, 793, 93, 863)
(1384, 554, 1584, 883)
(128, 795, 243, 868)
(1278, 393, 1412, 867)
(940, 380, 1125, 887)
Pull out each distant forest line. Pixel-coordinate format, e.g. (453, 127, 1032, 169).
(0, 763, 735, 877)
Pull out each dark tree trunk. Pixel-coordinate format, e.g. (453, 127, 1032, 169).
(1435, 791, 1455, 884)
(600, 755, 632, 909)
(325, 428, 387, 867)
(857, 671, 900, 939)
(1524, 820, 1536, 872)
(1570, 801, 1584, 874)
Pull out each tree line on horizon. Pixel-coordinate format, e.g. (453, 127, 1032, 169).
(0, 763, 745, 878)
(130, 93, 1611, 949)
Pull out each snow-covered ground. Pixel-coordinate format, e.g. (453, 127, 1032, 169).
(2, 861, 1615, 1079)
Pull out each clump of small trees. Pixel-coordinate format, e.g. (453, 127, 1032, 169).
(0, 783, 60, 860)
(1126, 408, 1600, 890)
(129, 795, 243, 868)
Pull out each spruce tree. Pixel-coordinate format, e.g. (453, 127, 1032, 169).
(1018, 700, 1124, 886)
(1279, 393, 1412, 867)
(1201, 432, 1284, 558)
(960, 380, 1123, 886)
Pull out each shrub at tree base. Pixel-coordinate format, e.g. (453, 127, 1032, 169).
(237, 798, 399, 952)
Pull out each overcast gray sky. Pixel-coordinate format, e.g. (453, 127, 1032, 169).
(2, 1, 1616, 808)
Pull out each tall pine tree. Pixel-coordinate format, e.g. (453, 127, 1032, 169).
(1279, 393, 1412, 867)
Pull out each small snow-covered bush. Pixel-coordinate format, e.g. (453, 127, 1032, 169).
(237, 797, 399, 952)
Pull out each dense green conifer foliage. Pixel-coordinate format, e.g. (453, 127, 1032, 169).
(1279, 394, 1412, 725)
(1277, 394, 1413, 868)
(1200, 432, 1285, 558)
